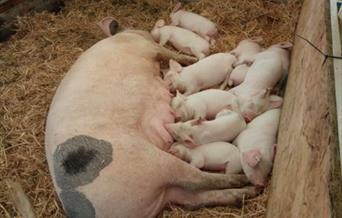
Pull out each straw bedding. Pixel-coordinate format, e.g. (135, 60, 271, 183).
(0, 0, 302, 217)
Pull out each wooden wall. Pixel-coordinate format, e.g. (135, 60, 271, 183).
(266, 0, 342, 217)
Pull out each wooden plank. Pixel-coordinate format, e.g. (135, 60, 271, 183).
(266, 0, 342, 217)
(330, 0, 342, 175)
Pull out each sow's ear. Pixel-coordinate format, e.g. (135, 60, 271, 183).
(269, 95, 283, 109)
(97, 16, 120, 37)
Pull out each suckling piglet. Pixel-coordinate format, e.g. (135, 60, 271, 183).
(164, 53, 236, 95)
(229, 37, 263, 67)
(168, 142, 242, 174)
(233, 109, 280, 186)
(170, 3, 217, 44)
(151, 19, 210, 59)
(166, 109, 246, 148)
(171, 89, 239, 121)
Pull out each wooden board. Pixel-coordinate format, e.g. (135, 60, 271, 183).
(266, 0, 342, 217)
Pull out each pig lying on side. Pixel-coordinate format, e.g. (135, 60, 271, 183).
(233, 109, 280, 186)
(169, 142, 242, 174)
(151, 19, 210, 59)
(230, 37, 263, 67)
(229, 42, 291, 121)
(166, 109, 246, 148)
(45, 17, 258, 218)
(170, 3, 217, 44)
(171, 89, 240, 121)
(164, 53, 236, 95)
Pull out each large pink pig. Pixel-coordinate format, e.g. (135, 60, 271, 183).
(233, 109, 280, 187)
(45, 17, 258, 218)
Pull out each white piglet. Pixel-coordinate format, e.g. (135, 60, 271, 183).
(170, 3, 217, 44)
(164, 53, 236, 95)
(229, 42, 292, 121)
(151, 19, 210, 59)
(168, 142, 242, 174)
(233, 109, 280, 187)
(171, 89, 240, 121)
(166, 109, 246, 148)
(230, 37, 263, 67)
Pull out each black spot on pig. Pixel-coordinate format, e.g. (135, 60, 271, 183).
(60, 190, 95, 218)
(53, 135, 113, 189)
(62, 147, 98, 175)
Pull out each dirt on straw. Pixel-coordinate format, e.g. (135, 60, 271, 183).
(0, 0, 302, 217)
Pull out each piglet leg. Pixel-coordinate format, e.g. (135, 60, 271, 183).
(155, 46, 197, 65)
(166, 186, 259, 209)
(219, 73, 230, 90)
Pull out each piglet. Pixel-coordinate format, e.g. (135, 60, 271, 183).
(171, 89, 240, 121)
(151, 19, 210, 59)
(233, 109, 280, 186)
(170, 3, 217, 44)
(227, 64, 249, 88)
(164, 53, 236, 95)
(168, 142, 242, 174)
(229, 42, 291, 121)
(230, 37, 263, 67)
(166, 109, 246, 147)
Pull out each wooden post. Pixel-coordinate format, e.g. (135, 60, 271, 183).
(266, 0, 342, 217)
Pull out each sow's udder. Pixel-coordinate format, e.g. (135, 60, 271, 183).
(141, 76, 176, 150)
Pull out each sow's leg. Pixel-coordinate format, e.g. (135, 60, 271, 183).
(162, 155, 259, 209)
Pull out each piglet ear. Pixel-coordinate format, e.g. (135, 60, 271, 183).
(176, 90, 183, 98)
(169, 59, 183, 73)
(269, 95, 283, 109)
(184, 136, 197, 148)
(172, 2, 182, 13)
(97, 17, 120, 37)
(250, 36, 263, 43)
(155, 19, 165, 28)
(242, 149, 262, 168)
(278, 42, 293, 49)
